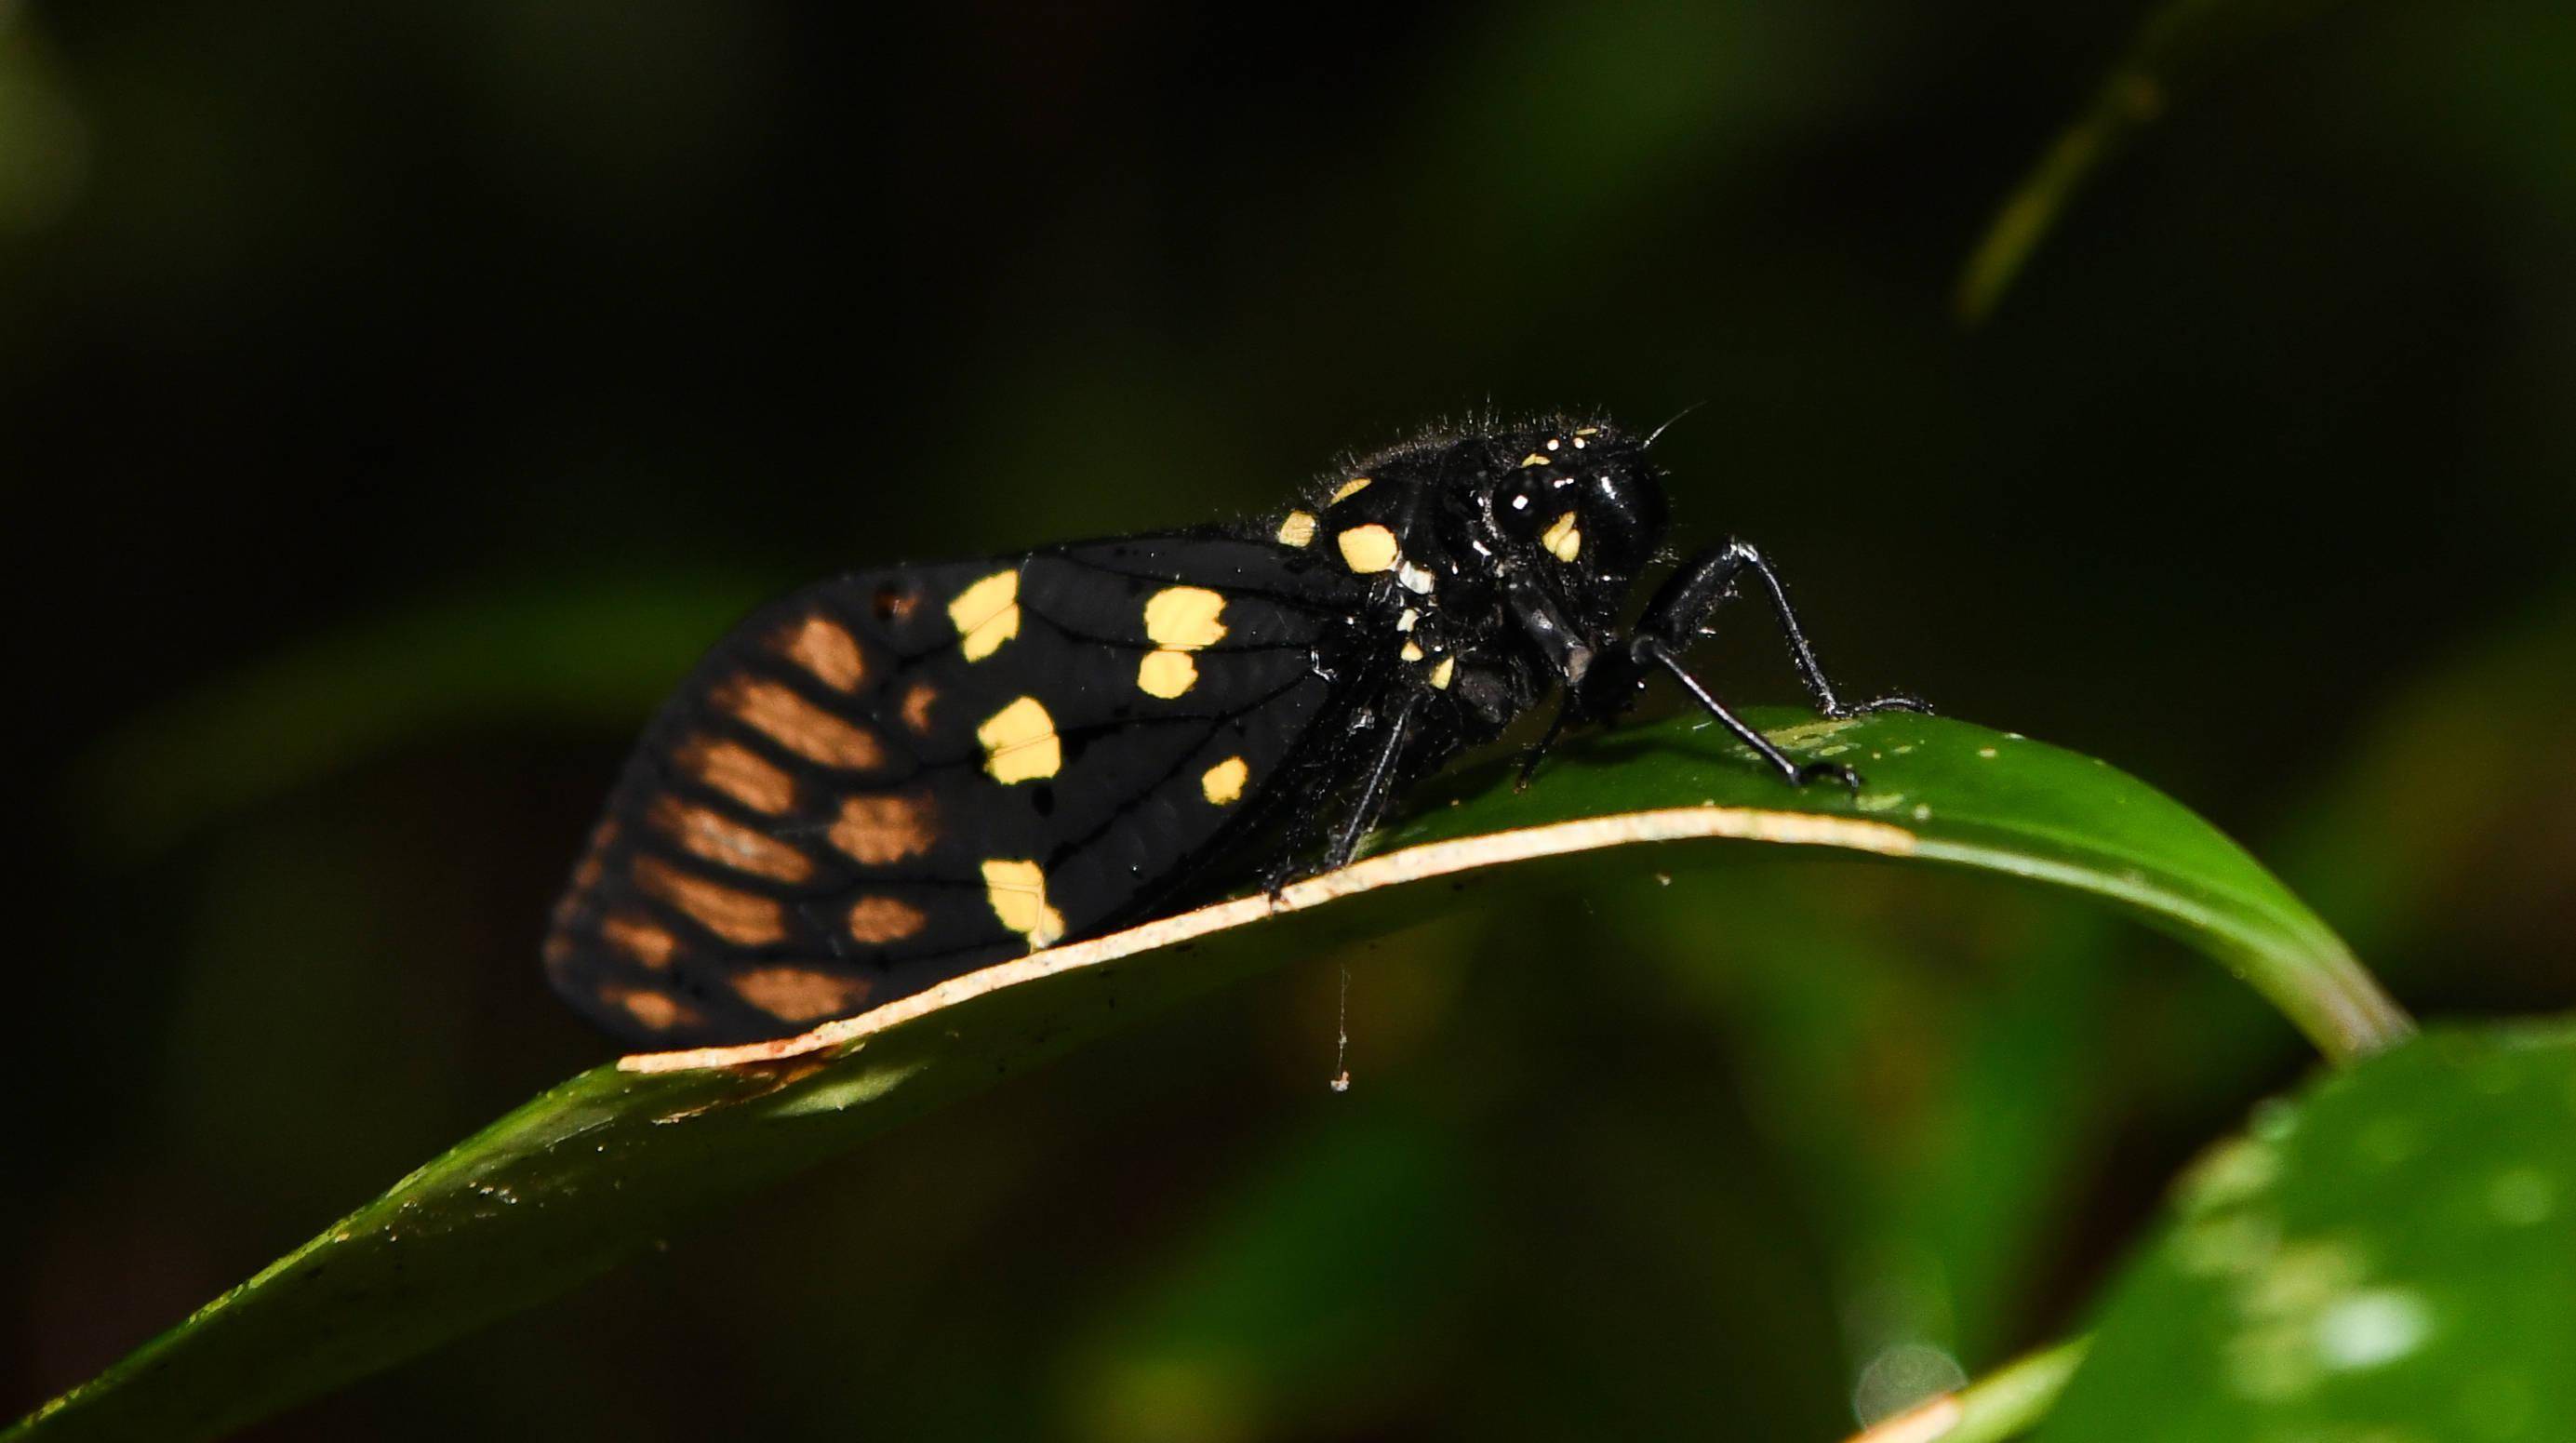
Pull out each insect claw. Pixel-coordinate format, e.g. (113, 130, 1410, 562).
(1793, 760, 1864, 794)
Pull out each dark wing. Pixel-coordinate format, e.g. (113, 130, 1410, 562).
(545, 534, 1366, 1046)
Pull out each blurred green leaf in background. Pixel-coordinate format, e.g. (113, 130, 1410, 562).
(4, 0, 2572, 1439)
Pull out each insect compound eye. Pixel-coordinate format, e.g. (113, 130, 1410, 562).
(1573, 464, 1666, 580)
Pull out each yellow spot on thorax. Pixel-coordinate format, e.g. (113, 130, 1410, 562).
(1518, 452, 1550, 467)
(1541, 510, 1582, 562)
(1275, 509, 1318, 547)
(1328, 476, 1372, 504)
(947, 569, 1021, 661)
(981, 859, 1065, 948)
(976, 696, 1061, 782)
(1337, 523, 1399, 573)
(1428, 656, 1456, 689)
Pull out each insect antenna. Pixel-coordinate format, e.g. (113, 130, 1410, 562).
(1643, 400, 1710, 448)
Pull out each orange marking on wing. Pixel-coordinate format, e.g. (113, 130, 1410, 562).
(829, 792, 939, 865)
(673, 734, 796, 814)
(778, 613, 868, 692)
(847, 894, 927, 943)
(648, 795, 813, 883)
(601, 984, 700, 1034)
(571, 818, 617, 889)
(633, 856, 787, 946)
(899, 681, 940, 735)
(871, 584, 919, 622)
(714, 675, 884, 769)
(731, 966, 872, 1023)
(600, 912, 678, 969)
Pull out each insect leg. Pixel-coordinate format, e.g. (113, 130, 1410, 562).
(1632, 635, 1862, 791)
(1323, 691, 1426, 871)
(1503, 575, 1597, 790)
(1639, 540, 1928, 718)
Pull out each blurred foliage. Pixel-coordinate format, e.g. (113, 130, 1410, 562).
(4, 0, 2572, 1439)
(2044, 1021, 2576, 1441)
(10, 712, 2409, 1441)
(1955, 0, 2351, 324)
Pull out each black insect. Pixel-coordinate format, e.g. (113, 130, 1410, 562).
(546, 416, 1922, 1046)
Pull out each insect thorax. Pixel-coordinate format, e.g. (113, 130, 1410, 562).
(1264, 417, 1669, 735)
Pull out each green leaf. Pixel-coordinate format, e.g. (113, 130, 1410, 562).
(2040, 1020, 2576, 1442)
(7, 711, 2409, 1442)
(1954, 0, 2350, 326)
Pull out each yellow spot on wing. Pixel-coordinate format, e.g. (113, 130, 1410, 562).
(1275, 509, 1317, 547)
(981, 859, 1065, 948)
(1337, 523, 1399, 573)
(829, 792, 938, 865)
(731, 966, 871, 1023)
(1328, 476, 1371, 504)
(977, 697, 1061, 782)
(1541, 510, 1582, 562)
(947, 569, 1021, 661)
(1136, 649, 1197, 698)
(846, 894, 926, 943)
(714, 676, 884, 769)
(1137, 587, 1226, 698)
(1201, 755, 1248, 805)
(779, 614, 867, 691)
(1143, 586, 1229, 648)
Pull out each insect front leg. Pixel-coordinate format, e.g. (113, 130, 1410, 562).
(1504, 576, 1597, 790)
(1254, 688, 1429, 902)
(1573, 540, 1925, 791)
(1323, 690, 1425, 873)
(1628, 634, 1863, 791)
(1637, 539, 1928, 719)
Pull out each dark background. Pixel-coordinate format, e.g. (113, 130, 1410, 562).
(4, 2, 2569, 1438)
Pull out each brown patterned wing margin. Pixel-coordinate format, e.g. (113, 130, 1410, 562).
(545, 537, 1364, 1047)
